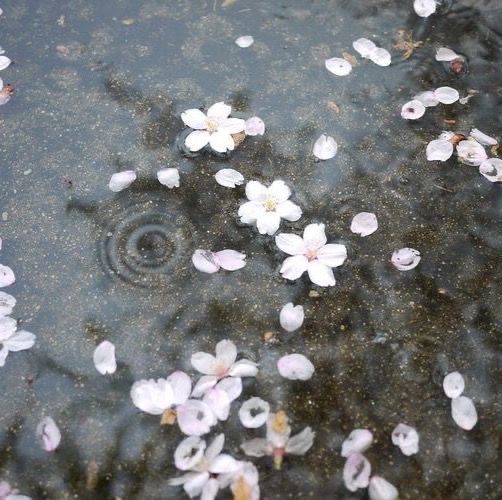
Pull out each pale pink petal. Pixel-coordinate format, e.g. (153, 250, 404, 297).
(256, 212, 281, 235)
(0, 265, 15, 288)
(341, 429, 374, 457)
(185, 130, 211, 151)
(414, 0, 436, 17)
(0, 291, 16, 316)
(209, 454, 239, 474)
(401, 100, 426, 120)
(435, 47, 459, 62)
(207, 102, 232, 121)
(108, 170, 136, 192)
(157, 168, 180, 188)
(325, 57, 352, 76)
(215, 339, 238, 369)
(205, 433, 225, 462)
(414, 91, 439, 107)
(369, 48, 391, 67)
(191, 351, 219, 375)
(456, 140, 488, 166)
(201, 477, 220, 500)
(177, 400, 216, 436)
(307, 260, 336, 286)
(181, 108, 208, 129)
(0, 345, 8, 366)
(238, 200, 265, 225)
(93, 340, 116, 375)
(192, 250, 220, 274)
(391, 423, 419, 456)
(244, 116, 265, 136)
(239, 397, 270, 428)
(203, 386, 231, 421)
(228, 359, 258, 378)
(313, 134, 338, 160)
(267, 180, 291, 202)
(214, 250, 246, 271)
(343, 453, 371, 492)
(470, 128, 497, 146)
(303, 223, 327, 249)
(352, 38, 377, 58)
(130, 379, 174, 415)
(316, 244, 347, 267)
(167, 371, 192, 405)
(451, 396, 478, 430)
(191, 375, 219, 398)
(443, 372, 465, 399)
(351, 212, 378, 237)
(0, 316, 17, 339)
(215, 168, 244, 188)
(369, 476, 399, 500)
(3, 330, 35, 351)
(174, 435, 206, 470)
(426, 139, 454, 161)
(275, 233, 306, 255)
(209, 131, 235, 153)
(285, 427, 315, 455)
(277, 353, 314, 380)
(276, 200, 302, 221)
(434, 86, 459, 104)
(241, 438, 270, 457)
(169, 472, 203, 487)
(280, 255, 309, 280)
(216, 376, 243, 401)
(279, 303, 304, 332)
(391, 248, 421, 271)
(245, 180, 268, 201)
(235, 35, 254, 48)
(183, 472, 210, 498)
(36, 417, 61, 452)
(0, 56, 11, 70)
(479, 158, 502, 183)
(219, 117, 246, 135)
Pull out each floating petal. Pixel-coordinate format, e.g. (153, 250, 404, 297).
(443, 371, 465, 399)
(451, 396, 478, 430)
(391, 248, 421, 271)
(279, 303, 304, 332)
(108, 170, 136, 192)
(277, 353, 314, 380)
(325, 57, 352, 76)
(215, 168, 244, 188)
(93, 340, 116, 375)
(313, 134, 338, 160)
(235, 36, 254, 48)
(350, 212, 378, 237)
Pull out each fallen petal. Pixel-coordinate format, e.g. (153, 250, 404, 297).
(277, 353, 314, 380)
(369, 47, 391, 67)
(239, 397, 270, 428)
(244, 116, 265, 136)
(369, 476, 399, 500)
(0, 264, 15, 288)
(279, 303, 304, 332)
(174, 435, 206, 470)
(435, 47, 459, 62)
(470, 128, 497, 146)
(215, 168, 244, 188)
(108, 171, 136, 192)
(313, 134, 338, 160)
(391, 248, 421, 271)
(235, 36, 254, 48)
(350, 212, 378, 237)
(192, 250, 220, 274)
(325, 57, 352, 76)
(93, 340, 117, 375)
(457, 140, 488, 166)
(341, 429, 373, 457)
(414, 0, 437, 17)
(451, 396, 478, 430)
(0, 55, 11, 70)
(434, 86, 459, 104)
(0, 291, 16, 317)
(214, 250, 246, 271)
(157, 168, 180, 188)
(36, 417, 61, 452)
(343, 452, 371, 492)
(479, 158, 502, 183)
(401, 100, 426, 120)
(352, 38, 377, 58)
(443, 371, 465, 399)
(426, 139, 454, 161)
(391, 423, 419, 456)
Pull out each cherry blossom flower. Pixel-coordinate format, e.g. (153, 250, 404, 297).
(244, 116, 265, 136)
(368, 476, 399, 500)
(451, 396, 478, 430)
(0, 480, 31, 500)
(108, 170, 136, 192)
(401, 100, 426, 120)
(456, 140, 488, 166)
(36, 417, 61, 452)
(469, 128, 497, 146)
(275, 223, 347, 287)
(435, 47, 459, 62)
(169, 434, 239, 499)
(238, 180, 302, 236)
(414, 0, 437, 17)
(277, 354, 314, 380)
(313, 134, 338, 160)
(181, 102, 245, 153)
(479, 158, 502, 183)
(391, 423, 419, 456)
(93, 340, 116, 375)
(426, 137, 454, 161)
(325, 57, 352, 76)
(443, 372, 465, 399)
(391, 248, 421, 271)
(351, 212, 378, 236)
(235, 36, 254, 48)
(191, 339, 258, 398)
(341, 429, 373, 457)
(0, 291, 16, 317)
(343, 452, 371, 492)
(0, 55, 11, 71)
(0, 264, 15, 288)
(157, 168, 180, 188)
(0, 317, 36, 367)
(279, 303, 304, 332)
(192, 249, 246, 273)
(214, 168, 244, 188)
(239, 397, 270, 428)
(241, 411, 315, 469)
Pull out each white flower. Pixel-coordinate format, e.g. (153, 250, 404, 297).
(191, 339, 258, 398)
(479, 158, 502, 183)
(341, 429, 373, 457)
(456, 140, 488, 166)
(469, 128, 497, 146)
(435, 47, 459, 62)
(275, 223, 347, 287)
(157, 168, 180, 188)
(0, 291, 16, 317)
(369, 48, 391, 67)
(277, 354, 314, 380)
(0, 264, 15, 288)
(343, 452, 371, 492)
(443, 372, 465, 399)
(0, 317, 36, 368)
(401, 100, 426, 120)
(241, 411, 315, 469)
(108, 170, 136, 192)
(369, 476, 399, 500)
(36, 416, 61, 452)
(451, 396, 478, 430)
(391, 423, 419, 456)
(169, 434, 239, 499)
(279, 303, 304, 332)
(0, 55, 11, 71)
(353, 38, 377, 58)
(313, 134, 338, 160)
(214, 168, 244, 188)
(426, 138, 454, 161)
(414, 0, 437, 18)
(244, 116, 265, 136)
(192, 249, 246, 273)
(325, 57, 352, 76)
(93, 340, 116, 375)
(350, 212, 378, 236)
(182, 102, 245, 153)
(391, 248, 421, 271)
(238, 180, 302, 236)
(0, 480, 31, 500)
(239, 397, 270, 428)
(235, 36, 254, 48)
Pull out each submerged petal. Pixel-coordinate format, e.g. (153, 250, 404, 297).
(391, 248, 421, 271)
(0, 55, 11, 70)
(244, 116, 265, 136)
(0, 291, 16, 316)
(343, 452, 371, 492)
(369, 476, 399, 500)
(174, 435, 206, 470)
(279, 303, 304, 332)
(93, 340, 117, 375)
(451, 396, 478, 430)
(352, 38, 377, 58)
(479, 158, 502, 183)
(325, 57, 352, 76)
(341, 429, 374, 457)
(215, 168, 244, 188)
(414, 91, 439, 108)
(239, 397, 270, 428)
(108, 171, 136, 192)
(3, 330, 35, 351)
(369, 48, 391, 67)
(414, 0, 437, 17)
(443, 371, 465, 399)
(241, 438, 270, 457)
(313, 134, 338, 160)
(277, 353, 314, 380)
(36, 416, 61, 452)
(391, 423, 419, 456)
(235, 35, 254, 48)
(350, 212, 378, 237)
(157, 168, 180, 188)
(0, 265, 15, 288)
(285, 427, 315, 455)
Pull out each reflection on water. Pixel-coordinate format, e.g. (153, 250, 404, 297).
(0, 0, 501, 498)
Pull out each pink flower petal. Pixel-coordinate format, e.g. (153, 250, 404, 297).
(369, 48, 391, 67)
(391, 423, 419, 456)
(343, 452, 371, 492)
(443, 371, 465, 399)
(391, 248, 421, 271)
(456, 140, 488, 166)
(93, 340, 116, 375)
(181, 108, 208, 129)
(167, 371, 192, 405)
(352, 38, 377, 58)
(192, 250, 220, 274)
(130, 378, 174, 415)
(174, 435, 206, 470)
(479, 158, 502, 183)
(325, 58, 352, 76)
(426, 139, 454, 161)
(414, 0, 436, 17)
(36, 416, 61, 452)
(275, 233, 306, 256)
(228, 360, 258, 378)
(435, 47, 459, 62)
(214, 168, 244, 188)
(0, 264, 15, 288)
(414, 91, 439, 107)
(350, 212, 378, 237)
(401, 100, 426, 120)
(434, 86, 459, 104)
(0, 291, 16, 316)
(214, 250, 246, 271)
(244, 116, 265, 136)
(203, 386, 231, 421)
(280, 255, 309, 281)
(241, 438, 270, 457)
(239, 397, 270, 428)
(177, 400, 216, 436)
(157, 168, 180, 188)
(341, 429, 374, 457)
(277, 353, 314, 380)
(307, 260, 336, 287)
(313, 134, 338, 159)
(215, 339, 237, 368)
(470, 128, 497, 146)
(369, 476, 399, 500)
(451, 396, 478, 430)
(285, 427, 315, 455)
(0, 55, 11, 70)
(279, 303, 304, 332)
(185, 130, 210, 151)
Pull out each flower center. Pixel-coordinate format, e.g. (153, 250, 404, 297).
(262, 196, 278, 211)
(305, 247, 318, 261)
(206, 118, 220, 133)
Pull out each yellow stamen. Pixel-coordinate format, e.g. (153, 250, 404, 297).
(233, 477, 252, 500)
(160, 408, 177, 425)
(271, 410, 289, 434)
